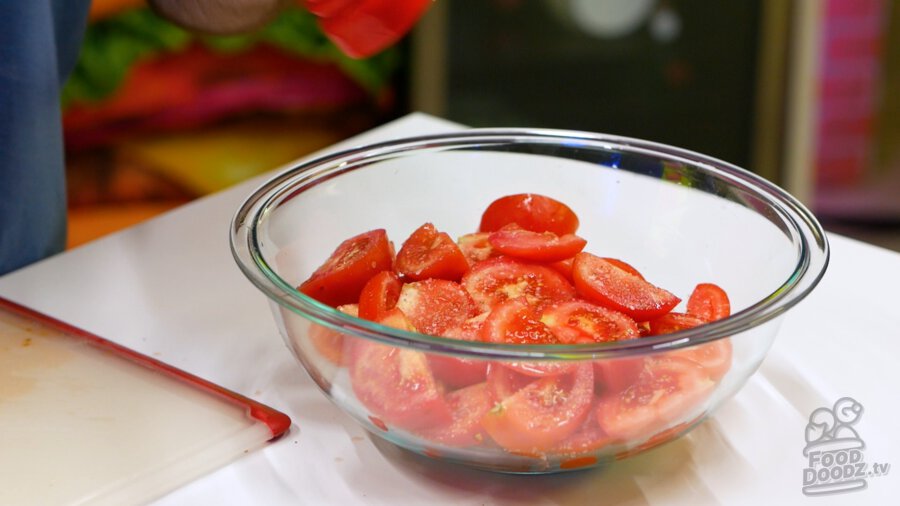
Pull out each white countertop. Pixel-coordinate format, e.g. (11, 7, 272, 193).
(1, 113, 896, 505)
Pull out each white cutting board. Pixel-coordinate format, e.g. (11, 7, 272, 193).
(0, 299, 290, 506)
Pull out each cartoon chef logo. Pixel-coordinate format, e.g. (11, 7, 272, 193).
(801, 397, 890, 496)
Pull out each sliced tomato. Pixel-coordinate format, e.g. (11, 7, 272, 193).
(349, 339, 451, 431)
(593, 357, 645, 395)
(670, 339, 733, 381)
(572, 253, 680, 320)
(487, 225, 587, 263)
(307, 303, 358, 365)
(482, 363, 594, 454)
(358, 270, 402, 321)
(551, 400, 615, 457)
(548, 257, 575, 281)
(648, 312, 706, 336)
(483, 298, 560, 346)
(603, 258, 645, 280)
(457, 232, 494, 266)
(482, 298, 578, 376)
(479, 193, 580, 236)
(486, 362, 537, 401)
(395, 223, 469, 282)
(461, 257, 576, 312)
(394, 279, 476, 336)
(647, 312, 732, 381)
(299, 229, 393, 307)
(596, 357, 714, 442)
(416, 382, 494, 447)
(541, 300, 640, 344)
(429, 313, 489, 389)
(686, 283, 731, 322)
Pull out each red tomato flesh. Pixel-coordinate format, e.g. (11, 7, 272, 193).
(482, 363, 594, 454)
(596, 357, 714, 442)
(457, 232, 494, 266)
(479, 193, 580, 236)
(686, 283, 731, 322)
(416, 382, 494, 447)
(299, 229, 393, 307)
(395, 279, 476, 336)
(572, 253, 680, 320)
(541, 300, 640, 344)
(428, 313, 489, 389)
(395, 223, 469, 282)
(308, 303, 358, 365)
(349, 339, 451, 431)
(358, 270, 402, 321)
(488, 225, 587, 263)
(461, 257, 576, 312)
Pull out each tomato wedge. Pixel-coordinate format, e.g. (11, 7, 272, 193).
(603, 258, 645, 280)
(349, 339, 452, 431)
(416, 382, 494, 447)
(551, 400, 615, 457)
(572, 253, 680, 320)
(486, 362, 536, 401)
(307, 303, 357, 365)
(648, 312, 732, 381)
(395, 223, 469, 282)
(461, 257, 576, 312)
(541, 300, 640, 344)
(479, 193, 580, 236)
(429, 313, 489, 389)
(487, 225, 587, 263)
(299, 229, 393, 307)
(457, 232, 494, 266)
(483, 298, 560, 346)
(483, 298, 577, 376)
(648, 312, 706, 336)
(482, 363, 594, 454)
(394, 279, 476, 336)
(686, 283, 731, 322)
(358, 270, 402, 321)
(593, 357, 645, 395)
(596, 357, 714, 442)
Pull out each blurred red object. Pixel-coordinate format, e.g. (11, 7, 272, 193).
(304, 0, 432, 58)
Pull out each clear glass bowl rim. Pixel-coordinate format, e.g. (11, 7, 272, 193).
(230, 128, 829, 360)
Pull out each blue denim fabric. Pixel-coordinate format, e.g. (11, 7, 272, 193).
(0, 0, 89, 274)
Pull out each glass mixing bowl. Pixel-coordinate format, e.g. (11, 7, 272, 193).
(231, 129, 828, 473)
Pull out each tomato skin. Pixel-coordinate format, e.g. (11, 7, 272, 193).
(482, 363, 594, 454)
(394, 279, 476, 336)
(686, 283, 731, 322)
(548, 257, 575, 281)
(349, 338, 452, 431)
(479, 193, 580, 236)
(395, 223, 470, 282)
(572, 253, 680, 320)
(648, 312, 706, 336)
(487, 225, 587, 263)
(416, 382, 494, 447)
(596, 357, 714, 443)
(358, 271, 402, 321)
(429, 314, 489, 389)
(461, 257, 576, 312)
(299, 229, 393, 307)
(486, 363, 536, 401)
(541, 300, 640, 344)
